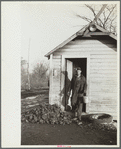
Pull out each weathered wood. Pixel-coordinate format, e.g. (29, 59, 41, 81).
(63, 44, 116, 49)
(90, 69, 117, 74)
(91, 55, 117, 59)
(53, 59, 61, 62)
(90, 59, 117, 63)
(95, 24, 117, 40)
(83, 4, 107, 36)
(57, 48, 117, 52)
(87, 32, 111, 36)
(90, 99, 117, 105)
(89, 95, 117, 101)
(53, 55, 61, 59)
(54, 51, 116, 56)
(90, 86, 117, 93)
(68, 39, 116, 45)
(90, 67, 117, 70)
(53, 59, 61, 67)
(91, 91, 117, 96)
(89, 105, 117, 112)
(90, 78, 117, 83)
(90, 83, 117, 88)
(49, 54, 53, 105)
(90, 64, 117, 69)
(93, 4, 107, 23)
(90, 80, 117, 85)
(90, 73, 117, 78)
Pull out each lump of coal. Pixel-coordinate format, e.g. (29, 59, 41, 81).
(21, 103, 73, 125)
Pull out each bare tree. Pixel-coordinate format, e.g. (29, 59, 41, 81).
(30, 61, 49, 88)
(76, 4, 117, 35)
(21, 57, 28, 90)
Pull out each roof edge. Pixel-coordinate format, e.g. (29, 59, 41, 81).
(95, 24, 117, 40)
(45, 23, 117, 57)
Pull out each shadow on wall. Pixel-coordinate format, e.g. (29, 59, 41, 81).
(60, 71, 71, 110)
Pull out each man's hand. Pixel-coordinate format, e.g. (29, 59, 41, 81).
(78, 93, 84, 97)
(67, 92, 70, 96)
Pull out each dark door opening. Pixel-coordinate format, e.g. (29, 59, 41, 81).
(65, 58, 87, 112)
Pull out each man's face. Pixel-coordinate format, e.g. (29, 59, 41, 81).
(77, 70, 82, 76)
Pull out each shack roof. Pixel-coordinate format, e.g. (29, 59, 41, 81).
(45, 24, 117, 57)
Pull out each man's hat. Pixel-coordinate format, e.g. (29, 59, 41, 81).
(76, 67, 82, 71)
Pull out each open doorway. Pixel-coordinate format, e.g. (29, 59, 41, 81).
(65, 58, 87, 112)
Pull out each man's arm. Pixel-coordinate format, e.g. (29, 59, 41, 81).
(84, 79, 87, 96)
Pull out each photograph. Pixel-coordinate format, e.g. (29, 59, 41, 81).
(2, 1, 120, 147)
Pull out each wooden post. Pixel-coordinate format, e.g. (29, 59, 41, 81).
(49, 54, 53, 104)
(84, 4, 107, 36)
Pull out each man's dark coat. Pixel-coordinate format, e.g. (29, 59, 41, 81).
(71, 74, 87, 106)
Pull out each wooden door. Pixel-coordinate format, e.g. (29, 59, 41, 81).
(65, 59, 73, 109)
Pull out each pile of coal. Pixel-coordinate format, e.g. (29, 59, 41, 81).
(21, 103, 72, 125)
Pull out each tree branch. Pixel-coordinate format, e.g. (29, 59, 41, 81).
(76, 14, 92, 22)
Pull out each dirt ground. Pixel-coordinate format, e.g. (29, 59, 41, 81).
(21, 122, 117, 145)
(21, 89, 117, 145)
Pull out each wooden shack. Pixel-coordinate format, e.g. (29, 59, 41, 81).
(45, 24, 118, 119)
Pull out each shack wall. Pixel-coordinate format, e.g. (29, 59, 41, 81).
(50, 37, 117, 119)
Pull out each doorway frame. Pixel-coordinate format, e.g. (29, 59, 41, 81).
(61, 55, 90, 113)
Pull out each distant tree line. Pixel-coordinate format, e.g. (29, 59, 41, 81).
(21, 57, 49, 90)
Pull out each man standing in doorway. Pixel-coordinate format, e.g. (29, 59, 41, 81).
(70, 67, 87, 125)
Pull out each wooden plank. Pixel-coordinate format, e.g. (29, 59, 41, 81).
(89, 108, 117, 113)
(89, 105, 117, 112)
(90, 63, 117, 69)
(53, 62, 61, 65)
(68, 40, 116, 45)
(90, 99, 117, 105)
(90, 91, 117, 96)
(90, 67, 117, 70)
(78, 32, 111, 36)
(90, 73, 117, 78)
(90, 83, 117, 89)
(91, 55, 117, 59)
(90, 86, 117, 93)
(57, 48, 117, 52)
(64, 44, 116, 48)
(92, 4, 107, 23)
(53, 55, 61, 59)
(90, 59, 117, 63)
(53, 60, 61, 67)
(90, 77, 117, 82)
(90, 69, 117, 74)
(49, 54, 53, 105)
(89, 94, 117, 99)
(89, 96, 117, 101)
(53, 59, 61, 62)
(53, 64, 61, 67)
(54, 51, 116, 56)
(53, 58, 61, 61)
(87, 32, 111, 36)
(90, 80, 117, 85)
(90, 62, 117, 65)
(96, 24, 117, 40)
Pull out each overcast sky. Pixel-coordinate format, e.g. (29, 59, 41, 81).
(2, 2, 95, 70)
(2, 2, 118, 70)
(20, 2, 91, 68)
